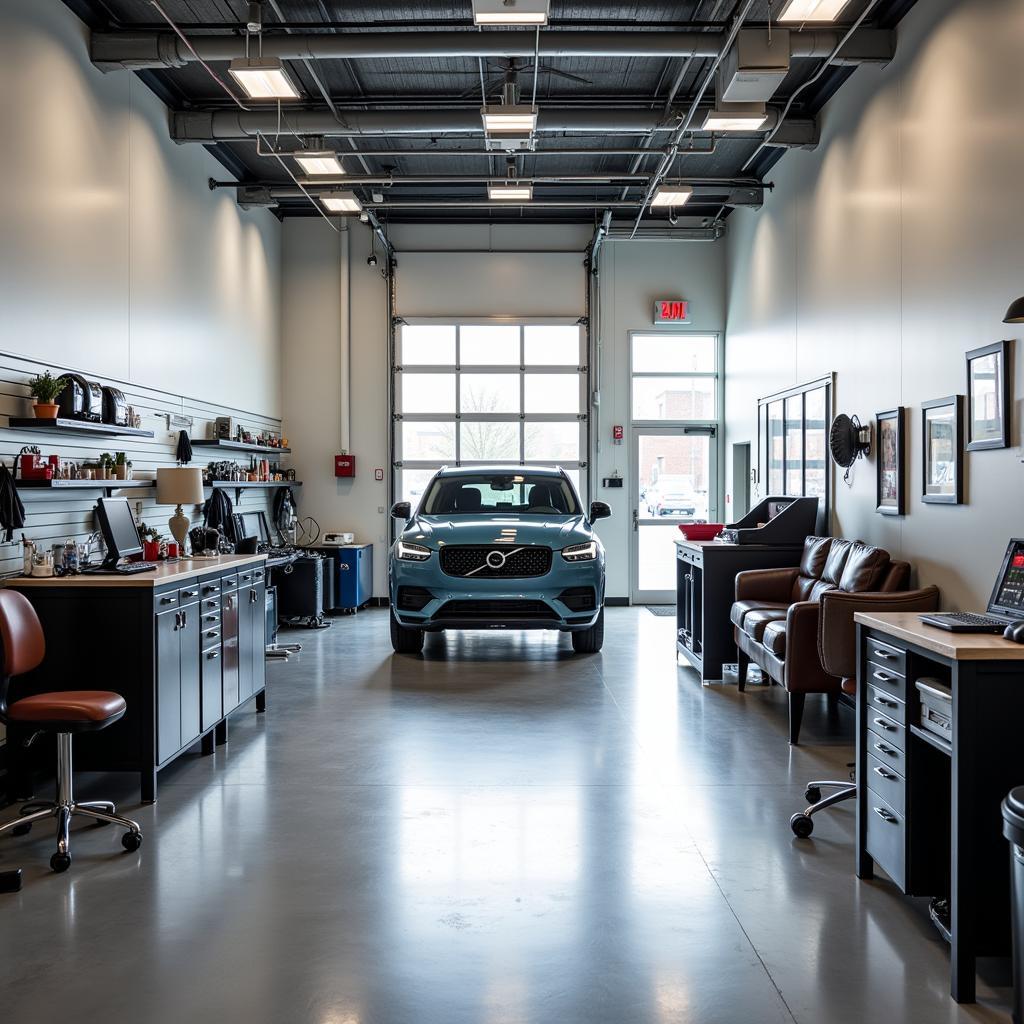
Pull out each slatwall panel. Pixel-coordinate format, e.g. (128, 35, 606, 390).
(0, 348, 288, 576)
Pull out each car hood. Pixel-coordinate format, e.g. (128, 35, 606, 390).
(402, 514, 594, 549)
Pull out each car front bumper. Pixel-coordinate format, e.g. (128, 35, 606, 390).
(390, 554, 605, 631)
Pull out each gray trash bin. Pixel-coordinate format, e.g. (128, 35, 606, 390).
(1002, 787, 1024, 1024)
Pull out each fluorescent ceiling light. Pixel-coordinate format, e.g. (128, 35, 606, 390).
(481, 104, 539, 133)
(651, 186, 694, 208)
(488, 182, 534, 201)
(777, 0, 851, 22)
(702, 107, 769, 131)
(320, 191, 362, 214)
(294, 151, 344, 176)
(228, 57, 300, 100)
(472, 0, 550, 25)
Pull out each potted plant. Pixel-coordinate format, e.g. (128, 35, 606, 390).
(28, 370, 64, 418)
(98, 453, 113, 480)
(140, 523, 162, 561)
(114, 452, 128, 480)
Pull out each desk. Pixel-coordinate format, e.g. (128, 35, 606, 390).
(854, 611, 1024, 1003)
(6, 555, 268, 802)
(675, 537, 805, 683)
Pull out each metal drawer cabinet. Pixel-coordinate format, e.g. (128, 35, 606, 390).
(865, 790, 906, 890)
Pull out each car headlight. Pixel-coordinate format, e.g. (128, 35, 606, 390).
(397, 540, 432, 562)
(562, 541, 598, 562)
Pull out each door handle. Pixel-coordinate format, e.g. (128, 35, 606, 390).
(174, 612, 181, 630)
(181, 610, 187, 628)
(873, 806, 898, 824)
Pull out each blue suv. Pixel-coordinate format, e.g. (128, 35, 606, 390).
(389, 466, 610, 655)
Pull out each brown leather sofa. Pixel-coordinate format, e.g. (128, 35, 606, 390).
(731, 536, 939, 744)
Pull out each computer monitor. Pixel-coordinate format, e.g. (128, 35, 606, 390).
(987, 538, 1024, 618)
(94, 497, 143, 569)
(234, 510, 271, 545)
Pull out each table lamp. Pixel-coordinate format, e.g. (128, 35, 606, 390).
(156, 467, 205, 552)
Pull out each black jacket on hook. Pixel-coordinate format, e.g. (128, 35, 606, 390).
(0, 464, 26, 543)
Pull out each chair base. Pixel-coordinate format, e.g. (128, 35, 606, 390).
(0, 732, 142, 872)
(790, 771, 856, 838)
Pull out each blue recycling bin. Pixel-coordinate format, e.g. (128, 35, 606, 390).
(334, 544, 373, 612)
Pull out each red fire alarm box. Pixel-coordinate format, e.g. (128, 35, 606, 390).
(335, 454, 356, 477)
(612, 425, 624, 441)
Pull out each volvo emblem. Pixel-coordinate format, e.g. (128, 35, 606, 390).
(485, 550, 506, 569)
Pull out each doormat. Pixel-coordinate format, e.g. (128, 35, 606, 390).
(645, 606, 676, 617)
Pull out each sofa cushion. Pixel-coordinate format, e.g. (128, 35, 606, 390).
(799, 536, 833, 578)
(731, 599, 787, 631)
(821, 538, 853, 586)
(839, 543, 890, 593)
(742, 607, 788, 642)
(808, 579, 838, 601)
(762, 620, 787, 658)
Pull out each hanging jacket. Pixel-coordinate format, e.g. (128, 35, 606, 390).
(0, 463, 26, 543)
(176, 430, 193, 465)
(202, 487, 235, 543)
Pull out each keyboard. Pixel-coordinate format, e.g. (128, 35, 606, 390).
(81, 562, 160, 576)
(919, 611, 1009, 634)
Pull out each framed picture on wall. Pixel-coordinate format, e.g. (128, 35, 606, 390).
(875, 407, 905, 516)
(966, 340, 1011, 450)
(921, 395, 964, 505)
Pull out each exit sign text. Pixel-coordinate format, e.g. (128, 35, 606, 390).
(653, 299, 690, 324)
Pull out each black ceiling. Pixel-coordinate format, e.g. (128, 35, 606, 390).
(66, 0, 918, 227)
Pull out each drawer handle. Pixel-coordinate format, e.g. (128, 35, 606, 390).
(874, 694, 898, 709)
(873, 741, 897, 758)
(206, 630, 220, 638)
(873, 649, 896, 660)
(203, 587, 220, 595)
(240, 574, 252, 581)
(206, 650, 220, 660)
(873, 717, 896, 732)
(161, 596, 175, 605)
(873, 765, 897, 782)
(873, 806, 898, 824)
(873, 670, 896, 684)
(205, 614, 218, 622)
(182, 590, 199, 598)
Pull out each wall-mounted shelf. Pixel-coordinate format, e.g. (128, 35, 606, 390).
(8, 417, 155, 439)
(208, 480, 301, 503)
(18, 478, 156, 498)
(191, 438, 291, 455)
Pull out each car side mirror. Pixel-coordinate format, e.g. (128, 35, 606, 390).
(589, 500, 611, 522)
(390, 501, 412, 520)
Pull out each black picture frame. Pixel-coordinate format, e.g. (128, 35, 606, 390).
(875, 407, 905, 516)
(921, 395, 964, 505)
(965, 339, 1011, 451)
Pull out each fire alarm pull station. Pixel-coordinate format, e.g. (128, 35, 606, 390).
(335, 454, 356, 478)
(612, 425, 624, 445)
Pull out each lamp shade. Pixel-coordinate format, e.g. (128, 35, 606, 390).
(156, 467, 205, 506)
(1003, 296, 1024, 323)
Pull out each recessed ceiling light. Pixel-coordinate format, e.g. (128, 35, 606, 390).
(481, 104, 539, 134)
(701, 107, 769, 131)
(320, 191, 362, 214)
(777, 0, 851, 22)
(227, 57, 301, 100)
(651, 186, 694, 208)
(472, 0, 550, 25)
(488, 182, 534, 201)
(294, 151, 344, 176)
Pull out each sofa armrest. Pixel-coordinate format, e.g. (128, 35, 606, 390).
(817, 586, 941, 680)
(735, 567, 800, 603)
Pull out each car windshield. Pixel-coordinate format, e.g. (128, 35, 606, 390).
(421, 473, 580, 516)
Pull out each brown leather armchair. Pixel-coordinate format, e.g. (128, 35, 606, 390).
(789, 580, 940, 836)
(732, 536, 939, 745)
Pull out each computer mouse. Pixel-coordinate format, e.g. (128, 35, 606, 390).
(1003, 621, 1024, 644)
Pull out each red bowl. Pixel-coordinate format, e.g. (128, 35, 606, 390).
(678, 523, 725, 541)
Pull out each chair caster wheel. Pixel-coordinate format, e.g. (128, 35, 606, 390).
(50, 852, 72, 873)
(790, 813, 814, 838)
(804, 786, 821, 804)
(11, 822, 32, 837)
(121, 831, 143, 852)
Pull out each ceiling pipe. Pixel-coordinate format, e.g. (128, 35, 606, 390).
(269, 145, 717, 159)
(210, 174, 761, 187)
(91, 28, 895, 70)
(172, 105, 811, 142)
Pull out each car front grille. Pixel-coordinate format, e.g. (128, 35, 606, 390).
(436, 600, 559, 621)
(439, 545, 552, 579)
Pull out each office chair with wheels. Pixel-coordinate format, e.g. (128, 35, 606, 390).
(789, 583, 939, 837)
(0, 590, 142, 872)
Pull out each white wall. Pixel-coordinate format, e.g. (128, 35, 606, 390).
(0, 0, 281, 416)
(724, 0, 1024, 609)
(282, 220, 727, 599)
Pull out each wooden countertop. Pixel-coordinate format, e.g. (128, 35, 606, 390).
(6, 553, 267, 589)
(855, 611, 1024, 661)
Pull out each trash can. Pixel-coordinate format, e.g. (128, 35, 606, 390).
(1002, 787, 1024, 1024)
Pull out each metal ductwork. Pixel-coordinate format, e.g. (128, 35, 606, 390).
(91, 28, 895, 71)
(172, 105, 814, 143)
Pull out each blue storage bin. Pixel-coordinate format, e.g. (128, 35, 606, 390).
(334, 544, 373, 612)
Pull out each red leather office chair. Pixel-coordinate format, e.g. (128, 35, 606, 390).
(0, 590, 142, 872)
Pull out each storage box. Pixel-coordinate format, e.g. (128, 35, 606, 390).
(916, 677, 952, 743)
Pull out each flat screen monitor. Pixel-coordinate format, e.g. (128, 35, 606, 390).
(235, 510, 271, 544)
(988, 538, 1024, 617)
(95, 497, 143, 567)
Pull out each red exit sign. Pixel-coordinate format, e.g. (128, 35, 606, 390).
(654, 299, 690, 324)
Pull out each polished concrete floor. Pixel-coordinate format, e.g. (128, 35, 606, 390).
(0, 608, 1013, 1023)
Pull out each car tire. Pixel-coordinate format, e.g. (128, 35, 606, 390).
(571, 607, 605, 654)
(390, 609, 424, 654)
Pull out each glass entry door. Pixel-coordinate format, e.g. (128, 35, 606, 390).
(632, 427, 718, 604)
